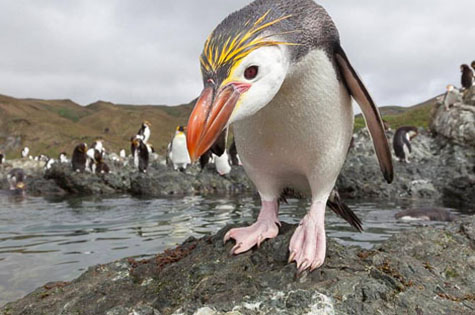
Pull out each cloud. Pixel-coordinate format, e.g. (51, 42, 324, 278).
(0, 0, 473, 107)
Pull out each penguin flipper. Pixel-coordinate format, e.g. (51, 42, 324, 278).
(334, 45, 394, 183)
(327, 190, 363, 232)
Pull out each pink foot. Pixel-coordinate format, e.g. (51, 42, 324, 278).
(224, 200, 280, 255)
(288, 201, 326, 273)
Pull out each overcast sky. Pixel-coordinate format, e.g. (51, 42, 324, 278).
(0, 0, 474, 107)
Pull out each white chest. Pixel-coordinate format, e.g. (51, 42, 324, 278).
(233, 50, 353, 199)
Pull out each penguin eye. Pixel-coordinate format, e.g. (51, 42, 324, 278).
(244, 66, 258, 80)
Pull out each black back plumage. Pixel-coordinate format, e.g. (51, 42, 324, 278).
(137, 140, 149, 173)
(229, 140, 240, 166)
(72, 143, 88, 172)
(461, 64, 473, 89)
(0, 153, 4, 164)
(393, 126, 417, 160)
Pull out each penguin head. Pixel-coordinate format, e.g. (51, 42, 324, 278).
(446, 84, 455, 92)
(78, 143, 88, 153)
(461, 64, 469, 72)
(176, 126, 186, 136)
(143, 121, 152, 128)
(187, 10, 297, 161)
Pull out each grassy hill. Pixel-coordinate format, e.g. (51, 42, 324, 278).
(0, 92, 439, 159)
(0, 94, 194, 159)
(354, 96, 439, 131)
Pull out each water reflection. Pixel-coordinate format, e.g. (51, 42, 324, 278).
(0, 194, 466, 306)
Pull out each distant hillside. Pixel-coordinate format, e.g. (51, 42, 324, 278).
(0, 92, 441, 159)
(354, 96, 439, 131)
(0, 94, 194, 159)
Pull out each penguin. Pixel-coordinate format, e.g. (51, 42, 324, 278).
(136, 121, 152, 144)
(21, 147, 29, 159)
(131, 138, 149, 173)
(119, 149, 127, 159)
(442, 84, 461, 110)
(7, 168, 26, 191)
(72, 143, 88, 172)
(58, 152, 68, 163)
(0, 152, 4, 164)
(35, 154, 49, 163)
(213, 150, 232, 175)
(229, 140, 242, 166)
(186, 0, 393, 272)
(199, 130, 227, 170)
(169, 126, 191, 171)
(393, 126, 418, 163)
(44, 158, 55, 170)
(461, 64, 473, 90)
(95, 151, 111, 174)
(395, 208, 455, 222)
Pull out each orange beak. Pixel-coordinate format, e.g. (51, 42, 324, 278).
(187, 83, 250, 162)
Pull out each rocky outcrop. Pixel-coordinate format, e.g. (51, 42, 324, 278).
(337, 129, 475, 210)
(430, 86, 475, 147)
(2, 216, 474, 314)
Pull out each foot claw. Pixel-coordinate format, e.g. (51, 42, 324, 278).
(230, 242, 242, 255)
(257, 234, 264, 247)
(288, 251, 296, 263)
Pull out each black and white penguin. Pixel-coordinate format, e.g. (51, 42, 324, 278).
(461, 64, 473, 90)
(94, 151, 110, 174)
(136, 121, 152, 144)
(169, 126, 191, 171)
(395, 208, 455, 222)
(393, 126, 418, 163)
(44, 158, 55, 170)
(214, 150, 232, 175)
(186, 0, 393, 272)
(72, 143, 88, 172)
(7, 168, 26, 191)
(131, 138, 149, 173)
(442, 84, 461, 110)
(199, 130, 227, 169)
(21, 147, 29, 159)
(58, 152, 68, 163)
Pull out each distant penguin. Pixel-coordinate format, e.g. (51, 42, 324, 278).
(131, 138, 149, 173)
(119, 149, 126, 159)
(7, 168, 26, 191)
(21, 147, 29, 159)
(443, 84, 461, 110)
(45, 158, 55, 170)
(200, 130, 226, 169)
(214, 151, 231, 175)
(229, 140, 242, 166)
(58, 152, 68, 163)
(395, 208, 455, 222)
(393, 126, 418, 163)
(136, 121, 152, 144)
(91, 139, 104, 153)
(169, 126, 191, 171)
(35, 154, 49, 163)
(461, 64, 473, 90)
(0, 152, 4, 164)
(95, 151, 110, 174)
(72, 143, 88, 172)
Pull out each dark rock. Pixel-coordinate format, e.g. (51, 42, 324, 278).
(3, 217, 474, 314)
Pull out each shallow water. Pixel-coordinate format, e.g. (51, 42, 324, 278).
(0, 194, 463, 306)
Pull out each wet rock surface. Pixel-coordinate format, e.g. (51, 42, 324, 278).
(2, 216, 474, 314)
